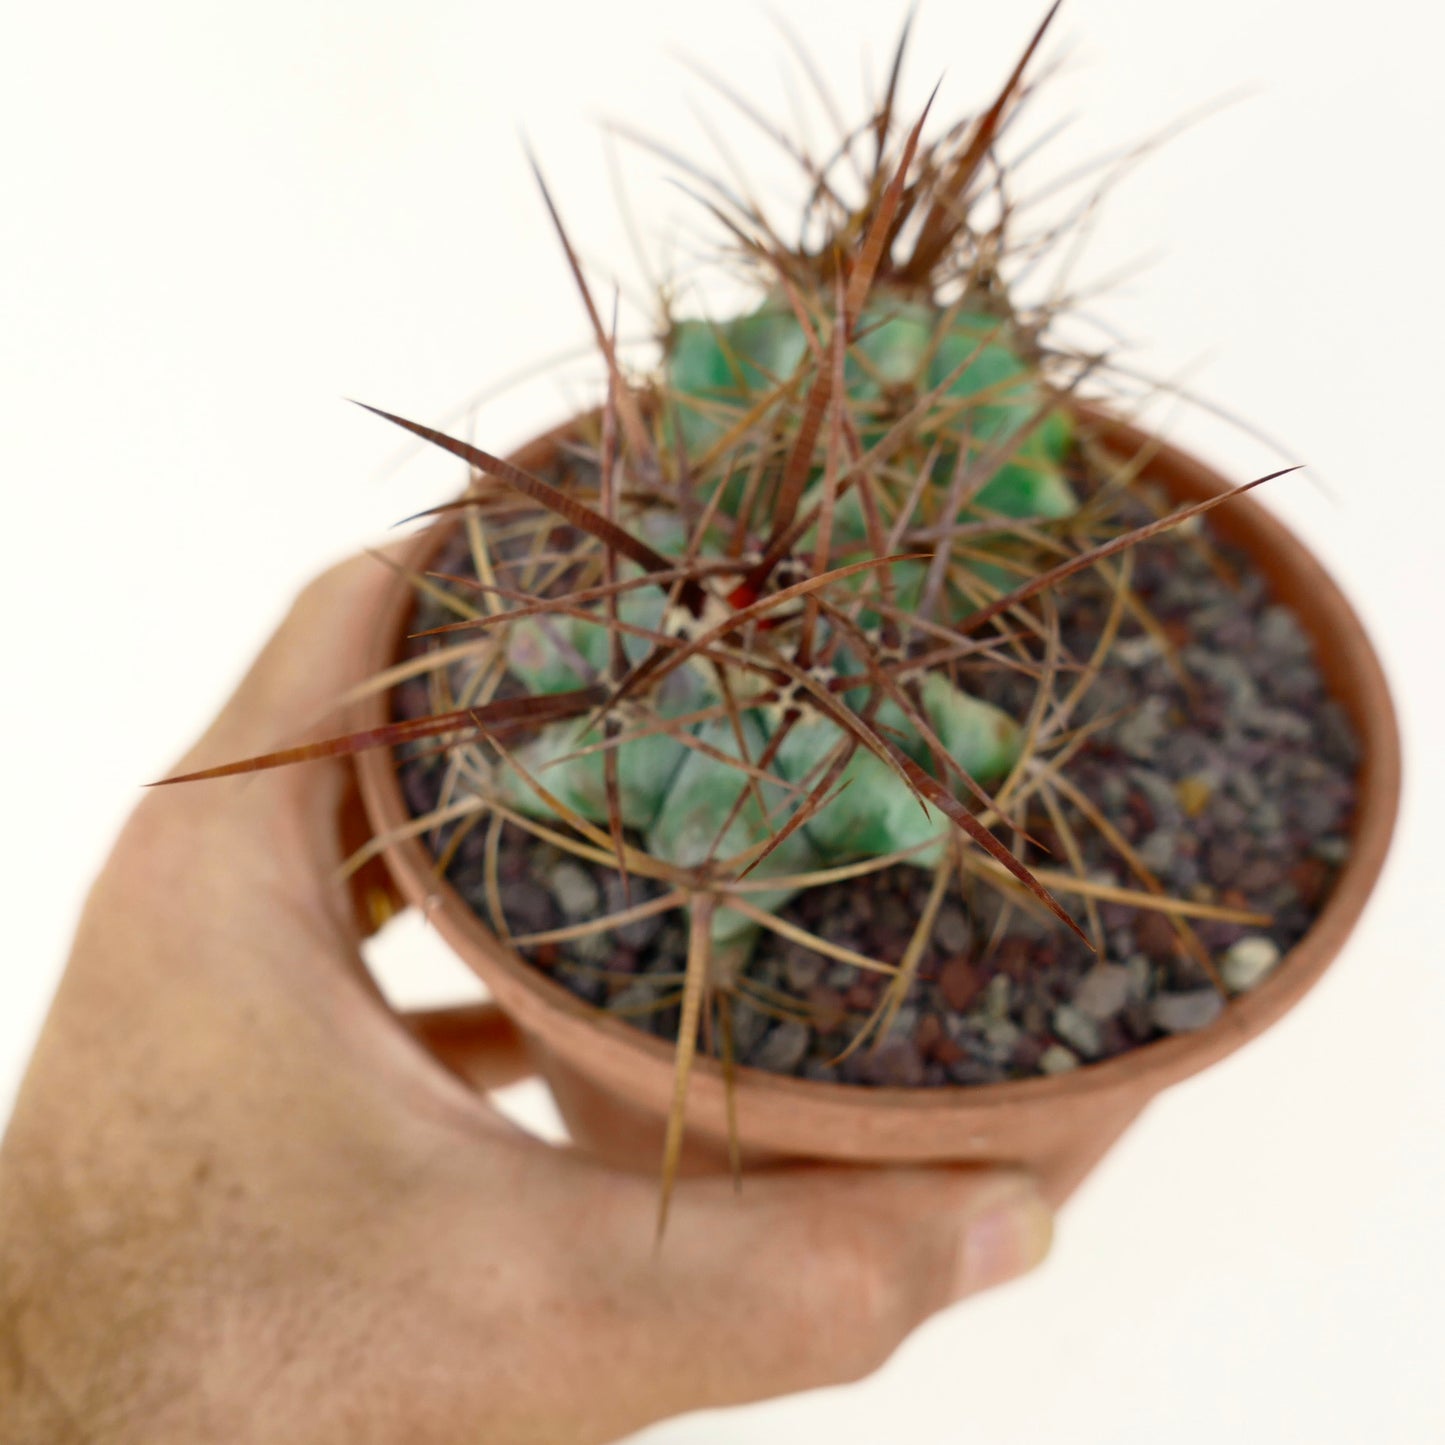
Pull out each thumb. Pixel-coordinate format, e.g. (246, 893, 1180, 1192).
(599, 1163, 1051, 1423)
(142, 546, 415, 901)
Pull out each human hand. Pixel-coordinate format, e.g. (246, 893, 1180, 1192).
(0, 554, 1053, 1445)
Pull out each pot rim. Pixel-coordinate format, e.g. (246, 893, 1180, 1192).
(354, 405, 1401, 1125)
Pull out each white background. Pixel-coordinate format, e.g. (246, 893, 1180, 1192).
(3, 2, 1443, 1441)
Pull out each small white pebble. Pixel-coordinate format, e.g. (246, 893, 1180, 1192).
(933, 904, 972, 954)
(1150, 990, 1225, 1034)
(550, 860, 601, 921)
(1137, 830, 1179, 872)
(1258, 605, 1311, 656)
(1052, 1004, 1103, 1059)
(1222, 935, 1282, 993)
(572, 930, 612, 964)
(984, 1018, 1021, 1052)
(1125, 953, 1153, 1001)
(1313, 836, 1352, 865)
(982, 973, 1012, 1023)
(1039, 1044, 1081, 1074)
(1074, 963, 1131, 1021)
(1114, 634, 1161, 667)
(753, 1021, 810, 1075)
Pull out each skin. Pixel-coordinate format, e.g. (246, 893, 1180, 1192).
(0, 554, 1053, 1444)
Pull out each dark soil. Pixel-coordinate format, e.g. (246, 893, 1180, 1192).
(392, 489, 1360, 1087)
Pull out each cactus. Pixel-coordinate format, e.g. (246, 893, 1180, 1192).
(162, 5, 1287, 1225)
(469, 144, 1088, 956)
(666, 301, 1077, 521)
(491, 295, 1067, 950)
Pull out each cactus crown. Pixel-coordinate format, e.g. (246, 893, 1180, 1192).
(370, 13, 1096, 990)
(166, 5, 1282, 1227)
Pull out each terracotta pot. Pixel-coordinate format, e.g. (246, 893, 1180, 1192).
(354, 409, 1401, 1208)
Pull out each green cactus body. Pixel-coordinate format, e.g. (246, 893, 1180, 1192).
(775, 671, 1020, 864)
(499, 584, 700, 828)
(665, 299, 1077, 522)
(666, 310, 811, 457)
(507, 556, 684, 697)
(500, 619, 1022, 940)
(494, 296, 1055, 947)
(504, 613, 597, 696)
(497, 715, 690, 833)
(645, 715, 822, 943)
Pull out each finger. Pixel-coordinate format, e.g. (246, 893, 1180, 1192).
(331, 1133, 1049, 1438)
(404, 1002, 535, 1092)
(628, 1164, 1052, 1413)
(421, 1160, 1052, 1439)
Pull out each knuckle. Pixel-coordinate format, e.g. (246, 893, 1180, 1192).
(292, 551, 386, 620)
(289, 561, 351, 620)
(780, 1213, 920, 1383)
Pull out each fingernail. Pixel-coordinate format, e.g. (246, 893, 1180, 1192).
(955, 1189, 1053, 1297)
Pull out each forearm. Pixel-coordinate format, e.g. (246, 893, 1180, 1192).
(0, 1120, 199, 1445)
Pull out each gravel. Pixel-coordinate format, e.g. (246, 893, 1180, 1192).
(396, 469, 1360, 1088)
